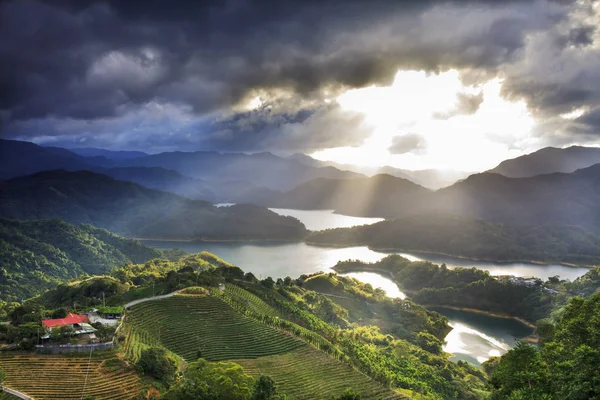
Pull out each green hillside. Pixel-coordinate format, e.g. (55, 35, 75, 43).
(3, 252, 500, 399)
(0, 218, 162, 301)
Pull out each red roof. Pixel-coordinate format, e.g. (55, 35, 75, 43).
(42, 313, 89, 328)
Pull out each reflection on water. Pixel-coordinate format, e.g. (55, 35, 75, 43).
(430, 307, 533, 366)
(269, 208, 384, 231)
(340, 272, 406, 299)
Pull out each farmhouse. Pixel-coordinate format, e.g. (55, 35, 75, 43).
(41, 313, 97, 340)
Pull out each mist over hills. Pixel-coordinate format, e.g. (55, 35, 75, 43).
(0, 170, 307, 240)
(257, 174, 431, 218)
(287, 153, 469, 190)
(68, 147, 149, 160)
(116, 150, 363, 191)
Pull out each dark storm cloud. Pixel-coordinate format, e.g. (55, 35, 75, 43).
(0, 0, 547, 120)
(1, 0, 594, 153)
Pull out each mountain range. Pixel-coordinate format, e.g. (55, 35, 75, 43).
(288, 153, 469, 190)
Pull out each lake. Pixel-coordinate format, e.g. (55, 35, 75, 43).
(430, 307, 533, 366)
(268, 208, 384, 231)
(144, 240, 589, 281)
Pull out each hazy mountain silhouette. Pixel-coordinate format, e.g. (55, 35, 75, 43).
(489, 146, 600, 178)
(258, 174, 432, 218)
(287, 153, 469, 189)
(68, 147, 148, 160)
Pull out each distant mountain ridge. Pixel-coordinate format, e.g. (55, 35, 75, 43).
(0, 170, 307, 240)
(117, 150, 364, 191)
(0, 139, 95, 179)
(68, 147, 148, 160)
(488, 146, 600, 177)
(288, 153, 469, 189)
(1, 139, 364, 194)
(102, 166, 279, 204)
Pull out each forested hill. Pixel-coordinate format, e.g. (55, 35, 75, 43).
(0, 218, 164, 301)
(0, 170, 307, 240)
(431, 164, 600, 232)
(308, 212, 600, 265)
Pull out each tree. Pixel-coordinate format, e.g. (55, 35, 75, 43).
(489, 342, 547, 400)
(137, 347, 177, 383)
(261, 277, 275, 289)
(251, 375, 284, 400)
(164, 359, 255, 400)
(534, 319, 555, 343)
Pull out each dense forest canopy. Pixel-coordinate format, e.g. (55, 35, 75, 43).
(0, 218, 163, 302)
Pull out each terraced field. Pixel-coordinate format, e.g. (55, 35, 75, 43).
(125, 295, 306, 362)
(0, 351, 141, 400)
(234, 346, 407, 400)
(223, 284, 281, 317)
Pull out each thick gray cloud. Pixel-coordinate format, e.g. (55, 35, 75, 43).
(2, 0, 598, 153)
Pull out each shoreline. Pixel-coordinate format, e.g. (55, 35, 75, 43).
(425, 305, 536, 328)
(307, 241, 595, 268)
(137, 237, 595, 268)
(132, 237, 301, 244)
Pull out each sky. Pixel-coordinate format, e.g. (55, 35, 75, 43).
(1, 0, 600, 171)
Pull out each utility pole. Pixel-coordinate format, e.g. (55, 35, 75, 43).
(102, 292, 105, 308)
(153, 281, 155, 297)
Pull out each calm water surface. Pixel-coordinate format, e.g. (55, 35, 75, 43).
(430, 307, 533, 366)
(269, 208, 384, 231)
(145, 239, 589, 281)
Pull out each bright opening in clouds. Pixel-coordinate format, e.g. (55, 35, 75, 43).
(312, 70, 536, 171)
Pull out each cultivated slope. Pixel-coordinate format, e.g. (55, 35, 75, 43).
(0, 352, 141, 400)
(122, 292, 404, 400)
